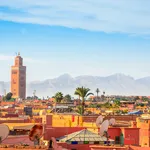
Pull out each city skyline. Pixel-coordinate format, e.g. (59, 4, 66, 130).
(0, 0, 150, 82)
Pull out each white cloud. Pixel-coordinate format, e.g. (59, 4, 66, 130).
(0, 54, 13, 60)
(0, 0, 150, 35)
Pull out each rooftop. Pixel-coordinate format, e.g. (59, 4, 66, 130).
(57, 129, 114, 144)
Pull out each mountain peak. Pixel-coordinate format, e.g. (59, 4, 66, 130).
(58, 73, 72, 79)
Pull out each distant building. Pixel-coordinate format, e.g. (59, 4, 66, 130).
(11, 53, 26, 99)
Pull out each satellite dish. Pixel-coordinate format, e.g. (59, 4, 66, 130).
(0, 124, 9, 143)
(96, 115, 103, 127)
(29, 124, 44, 142)
(100, 120, 109, 136)
(109, 118, 116, 126)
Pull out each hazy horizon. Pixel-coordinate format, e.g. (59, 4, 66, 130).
(1, 73, 150, 83)
(1, 73, 150, 97)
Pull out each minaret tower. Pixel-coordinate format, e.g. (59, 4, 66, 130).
(11, 52, 26, 99)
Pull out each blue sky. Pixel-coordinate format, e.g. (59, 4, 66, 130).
(0, 0, 150, 82)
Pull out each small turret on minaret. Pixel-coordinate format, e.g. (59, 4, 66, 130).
(14, 52, 23, 66)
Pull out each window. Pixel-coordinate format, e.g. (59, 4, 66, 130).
(13, 79, 16, 84)
(19, 61, 22, 66)
(21, 84, 24, 87)
(20, 71, 24, 74)
(21, 77, 24, 80)
(12, 71, 17, 74)
(12, 81, 16, 84)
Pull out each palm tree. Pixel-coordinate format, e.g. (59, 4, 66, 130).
(76, 106, 82, 115)
(74, 86, 93, 115)
(102, 91, 105, 101)
(103, 91, 105, 95)
(96, 88, 100, 101)
(54, 92, 63, 103)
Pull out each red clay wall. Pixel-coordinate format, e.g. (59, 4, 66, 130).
(123, 128, 140, 145)
(82, 115, 137, 122)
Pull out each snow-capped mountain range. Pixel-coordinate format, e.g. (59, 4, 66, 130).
(0, 73, 150, 97)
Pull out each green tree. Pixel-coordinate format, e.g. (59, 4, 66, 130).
(101, 91, 105, 101)
(121, 98, 128, 101)
(103, 102, 112, 108)
(76, 106, 82, 115)
(122, 109, 128, 114)
(5, 92, 13, 101)
(63, 94, 72, 102)
(54, 92, 63, 103)
(88, 104, 97, 108)
(114, 99, 121, 106)
(27, 96, 33, 100)
(115, 110, 121, 114)
(134, 96, 140, 101)
(142, 97, 149, 102)
(140, 103, 145, 107)
(74, 86, 93, 115)
(96, 88, 100, 100)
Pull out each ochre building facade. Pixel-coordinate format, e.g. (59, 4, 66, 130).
(11, 53, 26, 99)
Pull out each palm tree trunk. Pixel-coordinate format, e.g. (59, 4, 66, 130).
(79, 96, 80, 104)
(81, 97, 84, 115)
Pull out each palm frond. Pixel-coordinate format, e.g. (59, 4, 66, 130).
(86, 92, 94, 97)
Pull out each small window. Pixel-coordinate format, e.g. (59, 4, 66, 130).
(21, 71, 24, 74)
(21, 77, 24, 80)
(12, 71, 17, 74)
(13, 81, 16, 84)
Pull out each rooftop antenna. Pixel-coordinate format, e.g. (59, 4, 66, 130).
(0, 124, 9, 144)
